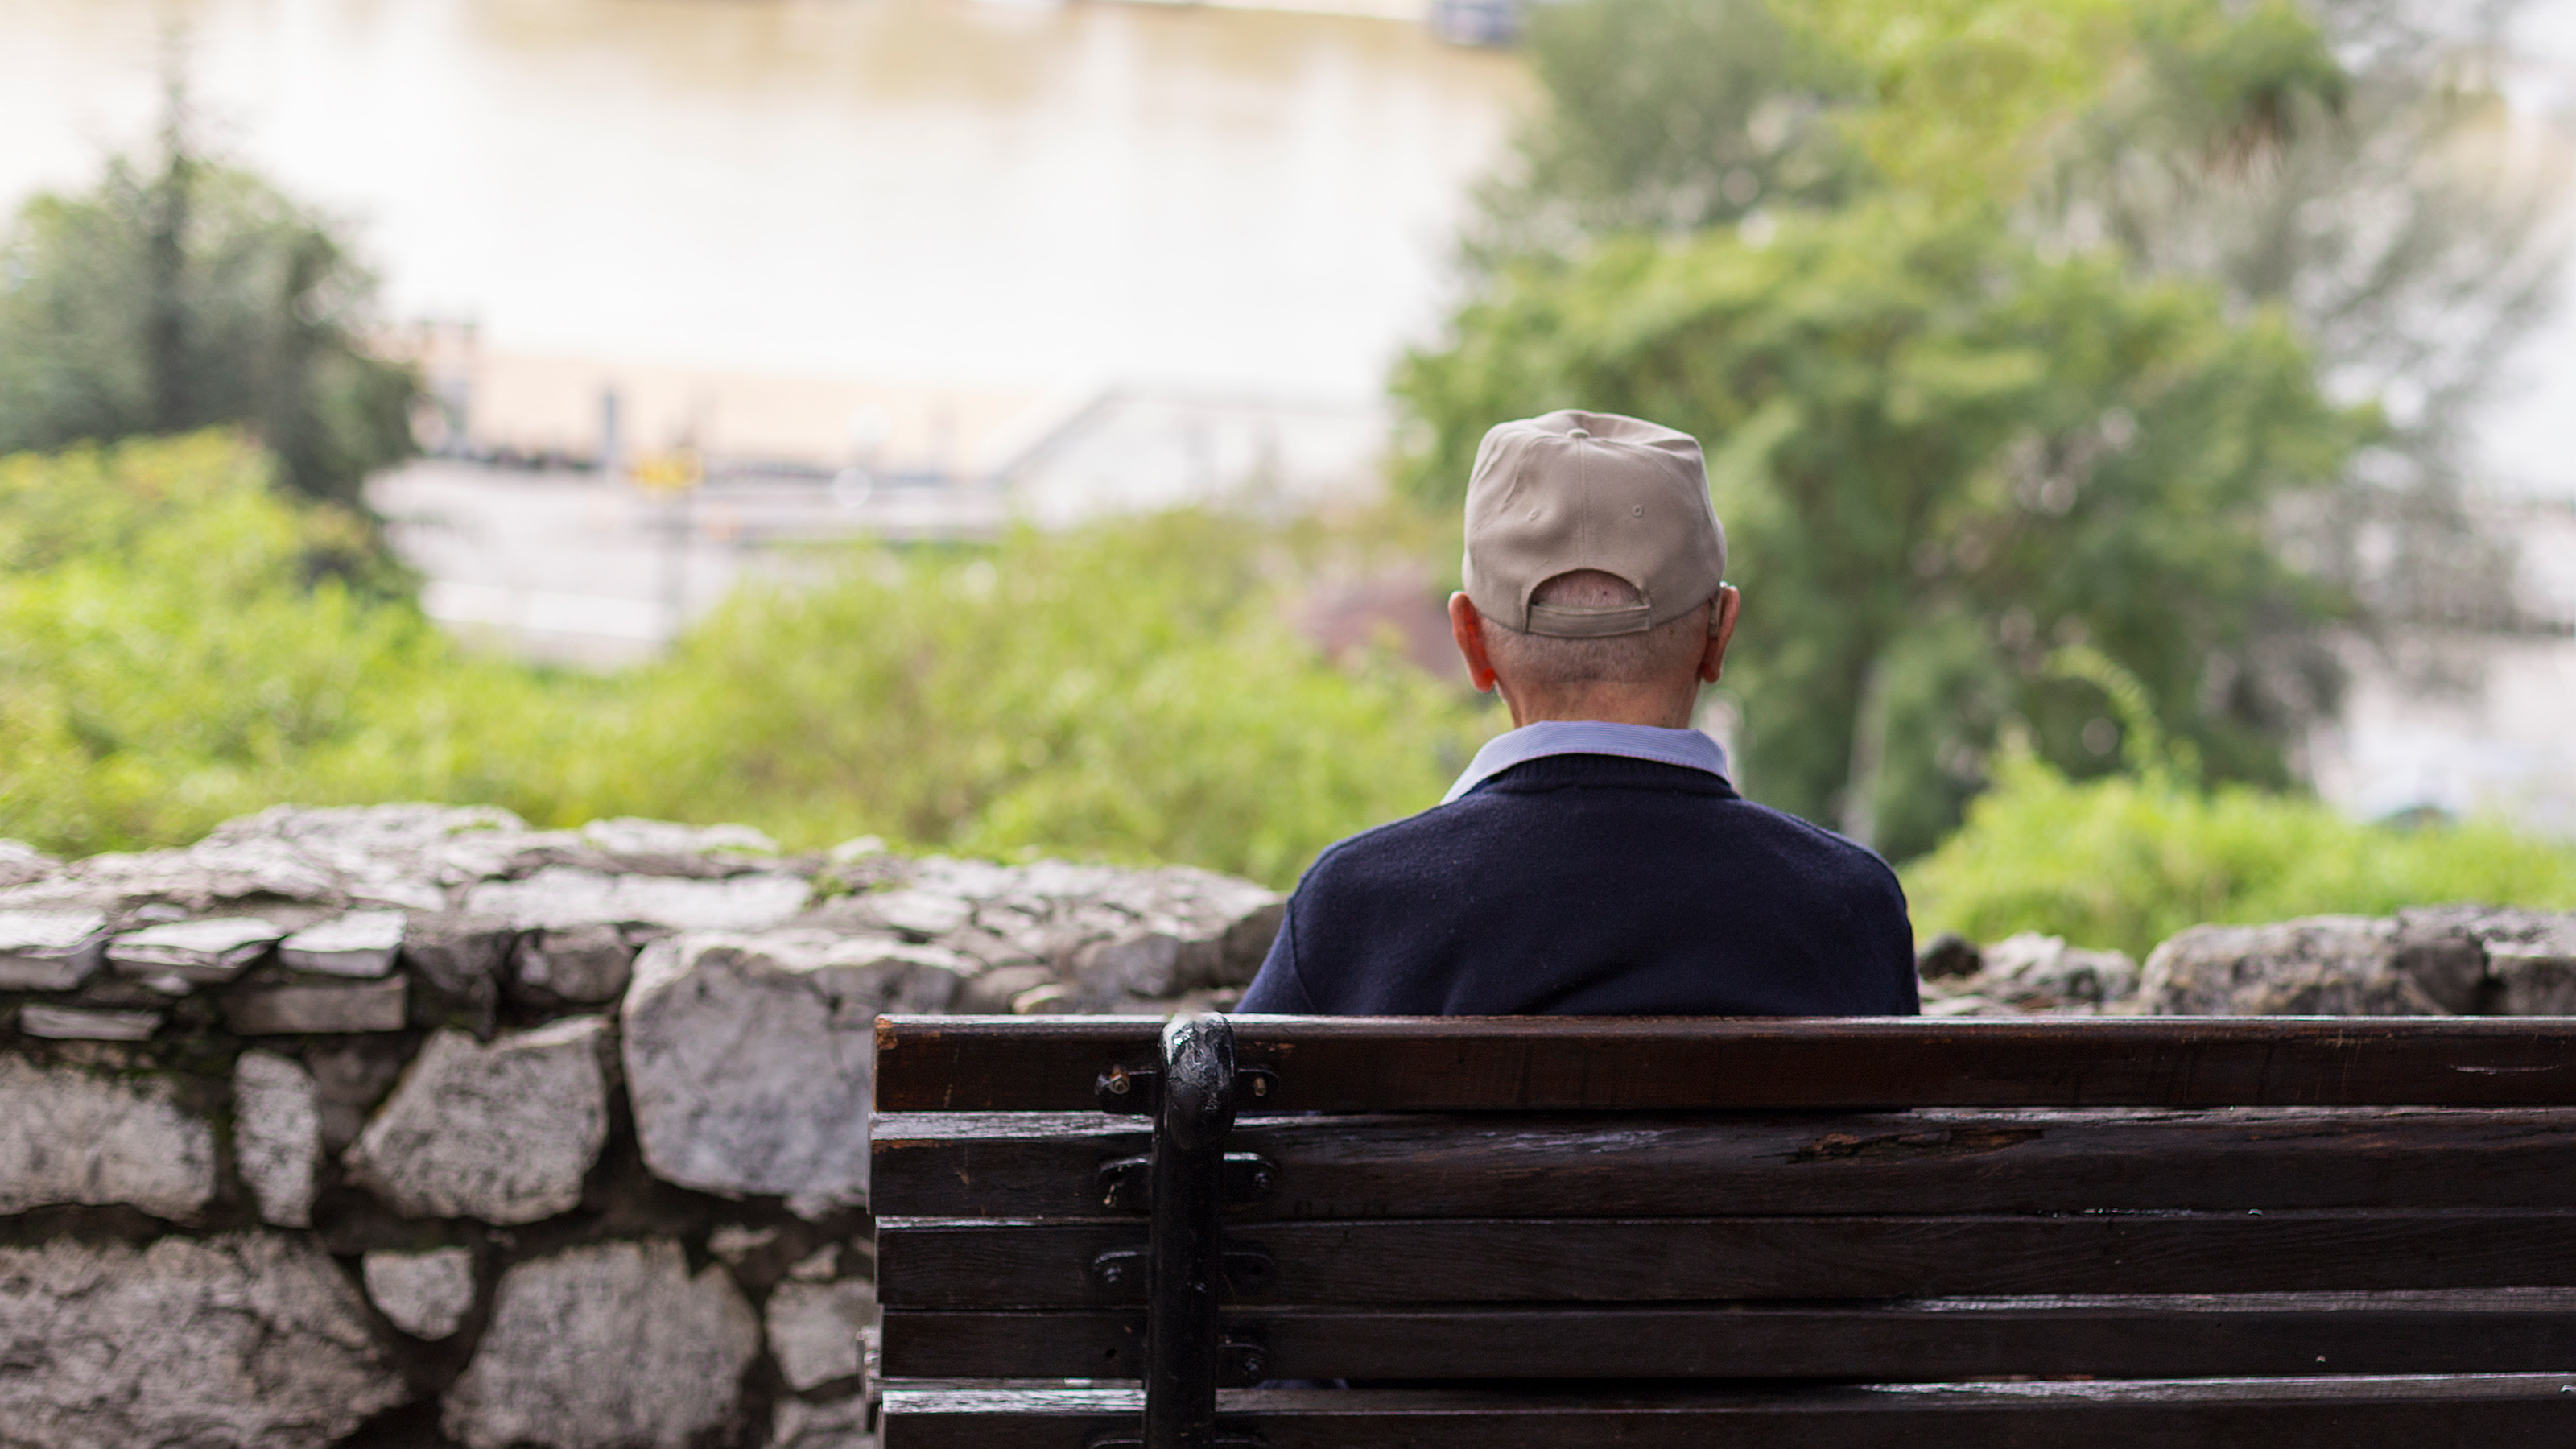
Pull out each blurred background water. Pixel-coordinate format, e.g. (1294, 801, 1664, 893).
(2, 0, 1520, 423)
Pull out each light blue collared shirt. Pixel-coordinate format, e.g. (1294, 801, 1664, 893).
(1440, 720, 1732, 804)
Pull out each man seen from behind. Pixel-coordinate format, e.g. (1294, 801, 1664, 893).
(1237, 409, 1918, 1016)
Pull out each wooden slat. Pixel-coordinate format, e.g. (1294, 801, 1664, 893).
(884, 1290, 2576, 1381)
(876, 1210, 2576, 1308)
(870, 1106, 2576, 1219)
(873, 1016, 2576, 1113)
(879, 1376, 2576, 1449)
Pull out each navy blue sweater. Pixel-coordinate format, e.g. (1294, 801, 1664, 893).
(1236, 753, 1918, 1016)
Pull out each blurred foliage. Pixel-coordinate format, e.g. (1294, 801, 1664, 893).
(0, 104, 419, 509)
(1401, 200, 2363, 858)
(0, 435, 576, 856)
(1403, 0, 2551, 861)
(1468, 0, 1865, 257)
(1803, 0, 2346, 205)
(2032, 0, 2566, 645)
(1905, 648, 2576, 954)
(0, 434, 1487, 885)
(1905, 746, 2576, 959)
(609, 510, 1489, 886)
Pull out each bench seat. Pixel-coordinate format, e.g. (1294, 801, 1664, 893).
(870, 1014, 2576, 1447)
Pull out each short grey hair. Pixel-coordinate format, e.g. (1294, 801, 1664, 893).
(1480, 571, 1710, 687)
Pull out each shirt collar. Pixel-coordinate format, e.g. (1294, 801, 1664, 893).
(1441, 720, 1732, 804)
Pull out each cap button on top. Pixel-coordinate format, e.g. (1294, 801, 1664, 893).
(1567, 427, 1591, 440)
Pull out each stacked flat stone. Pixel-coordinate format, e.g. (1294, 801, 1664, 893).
(1914, 906, 2576, 1018)
(0, 803, 1288, 1449)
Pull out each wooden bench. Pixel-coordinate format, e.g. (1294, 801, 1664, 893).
(869, 1013, 2576, 1447)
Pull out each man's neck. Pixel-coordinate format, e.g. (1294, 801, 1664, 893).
(1502, 692, 1698, 731)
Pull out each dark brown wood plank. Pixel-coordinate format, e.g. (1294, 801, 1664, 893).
(883, 1290, 2576, 1381)
(873, 1015, 2576, 1113)
(879, 1376, 2576, 1449)
(870, 1106, 2576, 1219)
(875, 1210, 2576, 1308)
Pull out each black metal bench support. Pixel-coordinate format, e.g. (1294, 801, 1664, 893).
(1143, 1012, 1238, 1449)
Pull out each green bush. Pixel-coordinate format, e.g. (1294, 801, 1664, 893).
(0, 433, 582, 854)
(1903, 748, 2576, 959)
(0, 433, 1489, 886)
(599, 509, 1491, 884)
(0, 139, 419, 509)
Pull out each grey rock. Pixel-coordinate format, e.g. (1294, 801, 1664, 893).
(0, 908, 107, 989)
(582, 816, 782, 877)
(402, 911, 514, 1033)
(306, 1038, 413, 1153)
(0, 838, 57, 889)
(708, 1223, 784, 1265)
(280, 907, 407, 976)
(512, 922, 640, 1005)
(444, 1239, 761, 1449)
(0, 1055, 213, 1217)
(939, 923, 1046, 971)
(1067, 931, 1189, 1009)
(107, 915, 283, 982)
(2490, 926, 2576, 1015)
(906, 855, 1030, 902)
(828, 939, 970, 1012)
(30, 836, 341, 913)
(766, 1276, 877, 1391)
(363, 1246, 479, 1340)
(787, 1245, 841, 1282)
(1916, 931, 1983, 980)
(402, 911, 515, 993)
(2140, 916, 2442, 1016)
(0, 1233, 406, 1449)
(854, 887, 975, 939)
(466, 865, 812, 932)
(1111, 865, 1285, 985)
(626, 934, 933, 1215)
(345, 1018, 611, 1224)
(956, 962, 1056, 1013)
(225, 974, 411, 1034)
(17, 1003, 163, 1040)
(2390, 906, 2500, 1013)
(235, 1050, 323, 1227)
(1979, 932, 2140, 1013)
(202, 801, 546, 903)
(769, 1393, 875, 1449)
(1012, 981, 1075, 1014)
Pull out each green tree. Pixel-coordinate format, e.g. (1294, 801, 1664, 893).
(1401, 0, 2410, 857)
(1398, 203, 2359, 857)
(2031, 0, 2565, 645)
(0, 101, 418, 508)
(1469, 0, 1864, 259)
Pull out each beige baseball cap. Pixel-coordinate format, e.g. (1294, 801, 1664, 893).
(1461, 409, 1728, 638)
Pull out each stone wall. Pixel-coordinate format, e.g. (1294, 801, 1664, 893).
(1919, 906, 2576, 1018)
(0, 805, 1282, 1449)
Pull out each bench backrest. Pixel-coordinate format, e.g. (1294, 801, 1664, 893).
(871, 1014, 2576, 1447)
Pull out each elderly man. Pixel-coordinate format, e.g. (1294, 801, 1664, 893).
(1238, 409, 1917, 1016)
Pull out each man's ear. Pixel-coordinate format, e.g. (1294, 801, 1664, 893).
(1448, 592, 1500, 693)
(1699, 584, 1741, 684)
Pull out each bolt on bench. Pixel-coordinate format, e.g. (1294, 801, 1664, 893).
(870, 1013, 2576, 1447)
